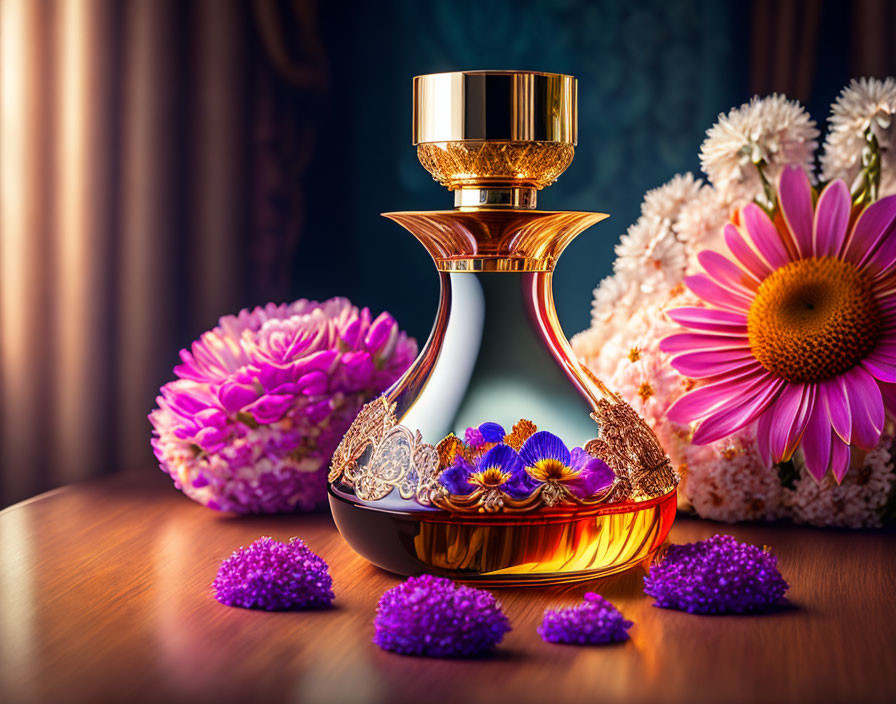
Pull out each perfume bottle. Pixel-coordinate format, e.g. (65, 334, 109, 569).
(329, 71, 677, 586)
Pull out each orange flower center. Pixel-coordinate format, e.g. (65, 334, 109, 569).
(747, 257, 881, 382)
(527, 458, 574, 482)
(469, 467, 510, 488)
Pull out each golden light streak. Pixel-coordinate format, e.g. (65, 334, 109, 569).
(1, 0, 42, 500)
(54, 0, 108, 482)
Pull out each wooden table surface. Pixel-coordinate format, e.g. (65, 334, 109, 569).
(1, 472, 894, 704)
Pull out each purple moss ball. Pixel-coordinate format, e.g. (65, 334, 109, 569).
(643, 534, 789, 614)
(373, 575, 511, 657)
(213, 536, 334, 610)
(538, 592, 632, 645)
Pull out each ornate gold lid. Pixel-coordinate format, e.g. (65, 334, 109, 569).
(412, 70, 577, 145)
(412, 71, 578, 208)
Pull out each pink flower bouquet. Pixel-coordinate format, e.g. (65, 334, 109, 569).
(573, 78, 896, 527)
(150, 298, 416, 513)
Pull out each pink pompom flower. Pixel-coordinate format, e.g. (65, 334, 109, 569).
(150, 298, 416, 513)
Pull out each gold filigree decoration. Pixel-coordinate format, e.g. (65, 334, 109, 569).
(431, 481, 616, 514)
(329, 408, 666, 513)
(416, 141, 575, 191)
(330, 397, 440, 505)
(436, 433, 462, 468)
(353, 425, 439, 503)
(584, 398, 679, 499)
(503, 419, 537, 450)
(328, 397, 397, 483)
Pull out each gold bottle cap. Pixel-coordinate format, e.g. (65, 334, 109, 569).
(413, 70, 577, 145)
(413, 71, 577, 208)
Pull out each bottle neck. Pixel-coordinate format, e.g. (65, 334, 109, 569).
(382, 209, 608, 273)
(454, 186, 537, 209)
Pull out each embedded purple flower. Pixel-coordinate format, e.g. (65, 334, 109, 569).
(373, 575, 511, 657)
(477, 422, 506, 443)
(438, 458, 478, 496)
(571, 448, 616, 497)
(464, 426, 486, 448)
(643, 534, 789, 614)
(520, 431, 615, 498)
(212, 537, 334, 610)
(149, 297, 417, 513)
(438, 444, 537, 498)
(462, 421, 506, 449)
(539, 592, 632, 645)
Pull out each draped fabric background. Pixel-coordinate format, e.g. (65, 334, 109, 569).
(1, 0, 893, 507)
(0, 0, 327, 505)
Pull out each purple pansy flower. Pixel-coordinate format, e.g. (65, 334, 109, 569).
(464, 421, 506, 449)
(439, 443, 537, 498)
(519, 431, 615, 498)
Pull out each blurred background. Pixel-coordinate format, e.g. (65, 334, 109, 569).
(1, 0, 894, 507)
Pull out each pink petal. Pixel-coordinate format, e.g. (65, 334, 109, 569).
(685, 274, 753, 312)
(866, 230, 896, 279)
(862, 357, 896, 383)
(812, 180, 851, 257)
(691, 377, 785, 445)
(698, 250, 761, 292)
(724, 224, 773, 281)
(819, 376, 851, 445)
(777, 165, 814, 258)
(830, 435, 851, 484)
(801, 399, 831, 482)
(666, 368, 773, 424)
(842, 367, 885, 450)
(845, 194, 896, 270)
(742, 203, 792, 269)
(767, 382, 815, 462)
(660, 332, 750, 355)
(666, 306, 748, 334)
(669, 349, 761, 379)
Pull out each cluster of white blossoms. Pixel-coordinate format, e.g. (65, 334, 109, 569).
(700, 94, 819, 199)
(572, 79, 896, 528)
(821, 77, 896, 198)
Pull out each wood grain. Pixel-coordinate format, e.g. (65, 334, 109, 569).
(1, 472, 894, 704)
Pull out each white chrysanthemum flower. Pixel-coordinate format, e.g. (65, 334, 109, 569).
(700, 94, 819, 197)
(606, 307, 690, 462)
(786, 437, 895, 528)
(641, 172, 705, 222)
(683, 427, 787, 523)
(614, 214, 665, 260)
(614, 215, 688, 293)
(820, 77, 896, 197)
(674, 184, 730, 250)
(589, 274, 639, 327)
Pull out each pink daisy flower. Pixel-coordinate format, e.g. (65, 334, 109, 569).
(662, 165, 896, 482)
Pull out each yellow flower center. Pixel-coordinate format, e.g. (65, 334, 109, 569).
(747, 257, 881, 382)
(527, 458, 574, 482)
(637, 381, 654, 400)
(469, 467, 510, 488)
